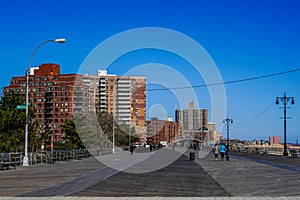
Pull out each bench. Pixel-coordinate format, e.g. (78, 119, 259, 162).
(46, 153, 60, 164)
(290, 149, 300, 158)
(0, 161, 18, 170)
(0, 154, 19, 170)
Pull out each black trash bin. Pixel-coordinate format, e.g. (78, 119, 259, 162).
(190, 152, 195, 161)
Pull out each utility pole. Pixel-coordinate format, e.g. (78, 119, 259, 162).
(276, 93, 295, 156)
(223, 117, 233, 147)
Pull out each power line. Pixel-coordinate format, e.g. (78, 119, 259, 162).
(232, 102, 273, 129)
(1, 67, 300, 93)
(146, 67, 300, 91)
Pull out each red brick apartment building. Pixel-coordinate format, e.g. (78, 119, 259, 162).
(4, 63, 88, 142)
(146, 118, 180, 145)
(4, 65, 147, 144)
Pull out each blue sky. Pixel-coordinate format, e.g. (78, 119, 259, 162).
(1, 0, 300, 142)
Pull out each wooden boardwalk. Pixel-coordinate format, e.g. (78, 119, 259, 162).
(0, 148, 300, 198)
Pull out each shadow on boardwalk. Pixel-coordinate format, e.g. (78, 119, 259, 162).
(1, 148, 300, 198)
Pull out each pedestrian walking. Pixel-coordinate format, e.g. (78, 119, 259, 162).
(129, 143, 134, 155)
(213, 143, 219, 160)
(219, 142, 227, 161)
(225, 144, 230, 161)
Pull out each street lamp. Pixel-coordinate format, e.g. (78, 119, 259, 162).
(223, 117, 233, 146)
(276, 92, 295, 156)
(23, 38, 66, 166)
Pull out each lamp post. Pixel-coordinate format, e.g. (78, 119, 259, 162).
(23, 38, 65, 166)
(276, 93, 295, 156)
(223, 117, 233, 147)
(112, 78, 119, 154)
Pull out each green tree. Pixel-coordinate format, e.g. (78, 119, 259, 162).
(0, 91, 39, 152)
(61, 118, 85, 150)
(96, 111, 140, 147)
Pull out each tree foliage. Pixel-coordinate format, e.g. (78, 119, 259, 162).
(61, 119, 85, 150)
(0, 91, 39, 152)
(97, 111, 139, 146)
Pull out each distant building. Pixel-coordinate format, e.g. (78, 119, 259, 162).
(175, 101, 208, 141)
(146, 118, 180, 145)
(207, 122, 222, 144)
(269, 136, 281, 145)
(81, 70, 147, 141)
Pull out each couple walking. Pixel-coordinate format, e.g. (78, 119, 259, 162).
(213, 142, 227, 161)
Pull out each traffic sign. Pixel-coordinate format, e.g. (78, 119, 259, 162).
(16, 105, 26, 110)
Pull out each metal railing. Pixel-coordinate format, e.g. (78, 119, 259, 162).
(0, 149, 91, 168)
(232, 146, 300, 158)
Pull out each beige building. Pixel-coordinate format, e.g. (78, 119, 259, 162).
(82, 70, 147, 140)
(175, 101, 208, 141)
(207, 122, 222, 144)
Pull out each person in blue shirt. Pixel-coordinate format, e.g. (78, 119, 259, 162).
(219, 142, 227, 161)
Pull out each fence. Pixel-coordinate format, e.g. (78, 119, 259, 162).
(0, 149, 91, 167)
(232, 145, 300, 158)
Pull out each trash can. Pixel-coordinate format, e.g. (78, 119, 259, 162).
(190, 152, 195, 161)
